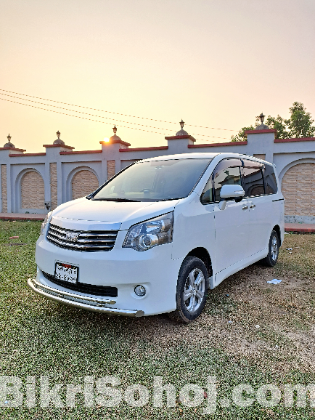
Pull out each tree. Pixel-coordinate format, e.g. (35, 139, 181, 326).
(231, 102, 315, 141)
(286, 102, 315, 138)
(230, 125, 255, 142)
(265, 115, 290, 139)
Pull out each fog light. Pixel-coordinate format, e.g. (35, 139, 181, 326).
(134, 285, 146, 297)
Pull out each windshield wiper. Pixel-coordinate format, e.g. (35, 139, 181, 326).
(92, 198, 141, 202)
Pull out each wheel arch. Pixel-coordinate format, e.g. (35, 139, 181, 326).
(186, 247, 213, 277)
(273, 224, 282, 245)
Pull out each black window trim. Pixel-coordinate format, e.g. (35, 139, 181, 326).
(262, 163, 278, 196)
(200, 157, 278, 205)
(241, 159, 278, 198)
(241, 160, 265, 199)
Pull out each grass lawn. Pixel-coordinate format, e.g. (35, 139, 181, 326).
(1, 220, 315, 419)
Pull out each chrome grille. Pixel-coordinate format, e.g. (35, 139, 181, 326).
(47, 224, 118, 252)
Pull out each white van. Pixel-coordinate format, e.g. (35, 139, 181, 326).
(28, 153, 284, 323)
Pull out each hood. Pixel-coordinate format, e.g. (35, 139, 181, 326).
(51, 197, 179, 231)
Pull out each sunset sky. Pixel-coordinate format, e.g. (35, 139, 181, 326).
(1, 0, 315, 152)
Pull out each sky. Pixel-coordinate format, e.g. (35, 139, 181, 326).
(1, 0, 315, 152)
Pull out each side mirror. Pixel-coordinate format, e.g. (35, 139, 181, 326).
(219, 185, 245, 210)
(220, 184, 245, 200)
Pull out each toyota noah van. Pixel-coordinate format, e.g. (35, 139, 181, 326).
(28, 153, 284, 323)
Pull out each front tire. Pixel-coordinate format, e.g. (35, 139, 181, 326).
(262, 230, 280, 267)
(168, 256, 208, 323)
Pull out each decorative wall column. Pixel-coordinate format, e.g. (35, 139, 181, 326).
(0, 135, 25, 213)
(165, 120, 196, 153)
(0, 164, 7, 212)
(100, 126, 130, 180)
(43, 131, 74, 208)
(245, 113, 277, 163)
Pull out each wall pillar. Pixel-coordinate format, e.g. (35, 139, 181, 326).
(1, 164, 7, 212)
(50, 163, 58, 210)
(6, 164, 12, 213)
(0, 146, 25, 213)
(165, 120, 196, 154)
(43, 141, 74, 208)
(100, 132, 130, 180)
(244, 129, 277, 163)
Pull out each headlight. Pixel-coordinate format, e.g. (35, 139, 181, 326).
(41, 211, 52, 235)
(123, 212, 173, 251)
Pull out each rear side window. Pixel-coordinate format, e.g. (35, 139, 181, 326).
(264, 164, 278, 194)
(242, 160, 264, 197)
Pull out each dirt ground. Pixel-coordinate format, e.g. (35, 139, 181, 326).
(125, 234, 315, 374)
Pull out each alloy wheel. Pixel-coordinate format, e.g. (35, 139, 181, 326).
(271, 235, 278, 261)
(183, 268, 206, 314)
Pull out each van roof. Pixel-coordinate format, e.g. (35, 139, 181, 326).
(141, 152, 219, 161)
(140, 152, 271, 165)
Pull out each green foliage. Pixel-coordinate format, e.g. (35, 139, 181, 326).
(286, 102, 315, 138)
(230, 125, 255, 142)
(232, 102, 315, 141)
(265, 115, 290, 139)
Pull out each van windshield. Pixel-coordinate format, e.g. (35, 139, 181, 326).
(92, 158, 212, 202)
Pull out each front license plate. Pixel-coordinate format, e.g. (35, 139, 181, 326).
(55, 262, 78, 284)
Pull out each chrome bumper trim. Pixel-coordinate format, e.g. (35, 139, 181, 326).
(27, 278, 144, 317)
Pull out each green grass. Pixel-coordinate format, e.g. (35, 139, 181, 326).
(1, 221, 315, 419)
(275, 233, 315, 279)
(204, 292, 238, 317)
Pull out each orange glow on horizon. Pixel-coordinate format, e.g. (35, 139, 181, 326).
(0, 1, 314, 153)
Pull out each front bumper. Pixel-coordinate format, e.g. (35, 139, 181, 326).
(27, 278, 145, 317)
(34, 231, 182, 316)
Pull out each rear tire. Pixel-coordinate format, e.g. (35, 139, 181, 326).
(261, 230, 279, 267)
(168, 256, 208, 323)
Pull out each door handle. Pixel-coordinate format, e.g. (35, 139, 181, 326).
(242, 205, 248, 210)
(250, 204, 256, 209)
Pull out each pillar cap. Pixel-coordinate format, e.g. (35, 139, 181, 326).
(255, 112, 269, 130)
(245, 129, 277, 135)
(165, 119, 196, 142)
(4, 134, 15, 148)
(100, 126, 130, 147)
(53, 130, 65, 146)
(176, 119, 189, 136)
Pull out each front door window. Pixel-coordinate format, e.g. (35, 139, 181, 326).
(213, 159, 242, 202)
